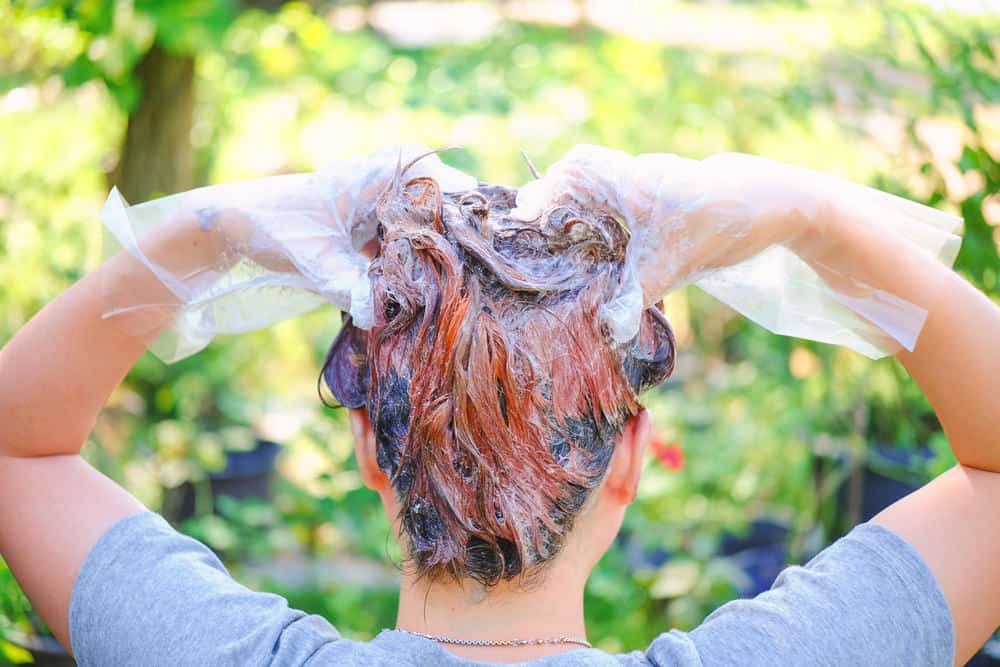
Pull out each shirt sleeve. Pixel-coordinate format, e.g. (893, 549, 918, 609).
(69, 511, 342, 667)
(644, 522, 955, 667)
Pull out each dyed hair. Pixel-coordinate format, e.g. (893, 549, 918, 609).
(321, 173, 675, 587)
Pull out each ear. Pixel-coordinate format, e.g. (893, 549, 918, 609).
(603, 409, 651, 505)
(348, 408, 391, 493)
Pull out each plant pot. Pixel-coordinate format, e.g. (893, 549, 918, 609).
(850, 444, 933, 523)
(719, 518, 790, 597)
(725, 545, 788, 597)
(617, 528, 673, 572)
(813, 443, 934, 536)
(619, 518, 790, 598)
(967, 637, 1000, 666)
(718, 518, 790, 556)
(163, 439, 281, 524)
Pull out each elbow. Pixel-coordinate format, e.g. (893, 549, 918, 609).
(0, 398, 93, 459)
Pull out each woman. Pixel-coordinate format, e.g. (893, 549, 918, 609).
(0, 143, 997, 666)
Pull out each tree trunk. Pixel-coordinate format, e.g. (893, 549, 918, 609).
(111, 42, 195, 203)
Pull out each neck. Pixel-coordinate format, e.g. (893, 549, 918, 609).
(395, 561, 589, 662)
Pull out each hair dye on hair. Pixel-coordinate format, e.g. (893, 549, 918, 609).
(322, 172, 675, 586)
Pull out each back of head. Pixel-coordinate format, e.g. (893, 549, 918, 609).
(322, 171, 675, 586)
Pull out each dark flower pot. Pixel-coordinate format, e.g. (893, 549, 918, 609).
(726, 545, 788, 597)
(849, 444, 934, 523)
(813, 443, 933, 534)
(719, 519, 791, 597)
(967, 637, 1000, 665)
(619, 518, 790, 599)
(719, 518, 790, 556)
(617, 528, 672, 572)
(163, 438, 281, 524)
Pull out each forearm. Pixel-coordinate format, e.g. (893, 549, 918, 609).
(0, 219, 226, 458)
(819, 202, 1000, 470)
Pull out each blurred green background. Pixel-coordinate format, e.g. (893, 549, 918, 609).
(2, 0, 1000, 663)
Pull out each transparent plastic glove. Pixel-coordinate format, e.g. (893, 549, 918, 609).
(100, 144, 476, 363)
(511, 144, 963, 358)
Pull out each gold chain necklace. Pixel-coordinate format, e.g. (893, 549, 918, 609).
(397, 628, 592, 649)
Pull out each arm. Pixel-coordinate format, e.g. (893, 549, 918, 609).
(0, 216, 228, 648)
(683, 172, 1000, 664)
(816, 205, 1000, 664)
(673, 182, 1000, 664)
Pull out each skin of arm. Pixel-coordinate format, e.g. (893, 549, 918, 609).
(0, 216, 231, 649)
(813, 200, 1000, 665)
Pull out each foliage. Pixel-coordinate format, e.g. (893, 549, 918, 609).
(0, 565, 33, 661)
(894, 10, 1000, 296)
(1, 0, 999, 655)
(8, 0, 238, 111)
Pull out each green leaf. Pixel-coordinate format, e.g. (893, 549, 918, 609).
(68, 0, 114, 34)
(0, 640, 34, 665)
(135, 0, 239, 55)
(61, 51, 101, 87)
(973, 33, 996, 63)
(106, 77, 141, 112)
(958, 145, 980, 174)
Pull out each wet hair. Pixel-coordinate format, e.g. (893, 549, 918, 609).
(320, 172, 675, 587)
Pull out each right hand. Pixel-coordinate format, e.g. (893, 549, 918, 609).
(511, 145, 831, 305)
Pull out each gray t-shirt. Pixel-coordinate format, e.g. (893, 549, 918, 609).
(69, 512, 954, 666)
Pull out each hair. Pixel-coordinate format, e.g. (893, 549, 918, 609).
(320, 170, 675, 587)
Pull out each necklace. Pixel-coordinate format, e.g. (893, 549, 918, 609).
(397, 628, 592, 649)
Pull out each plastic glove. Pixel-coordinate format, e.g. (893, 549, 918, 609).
(100, 144, 476, 363)
(511, 144, 963, 358)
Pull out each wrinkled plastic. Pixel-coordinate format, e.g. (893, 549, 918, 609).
(100, 145, 476, 363)
(511, 145, 962, 359)
(102, 142, 963, 364)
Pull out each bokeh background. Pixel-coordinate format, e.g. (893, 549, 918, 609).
(2, 0, 1000, 663)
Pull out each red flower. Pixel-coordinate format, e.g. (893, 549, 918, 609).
(650, 434, 684, 471)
